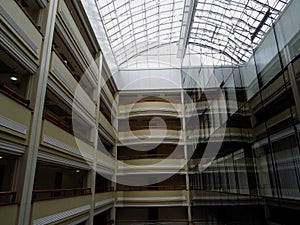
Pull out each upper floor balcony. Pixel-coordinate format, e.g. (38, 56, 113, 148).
(57, 0, 98, 82)
(116, 189, 188, 207)
(0, 202, 18, 225)
(1, 0, 43, 64)
(118, 101, 182, 118)
(50, 51, 96, 119)
(31, 192, 92, 225)
(0, 92, 32, 142)
(40, 118, 94, 164)
(118, 129, 183, 146)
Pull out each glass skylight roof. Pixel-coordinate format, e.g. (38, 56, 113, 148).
(188, 0, 290, 64)
(95, 0, 184, 67)
(93, 0, 290, 68)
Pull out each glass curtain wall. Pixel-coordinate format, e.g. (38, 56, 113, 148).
(184, 0, 300, 224)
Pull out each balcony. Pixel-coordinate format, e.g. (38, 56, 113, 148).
(115, 220, 188, 225)
(118, 130, 182, 145)
(118, 158, 185, 168)
(0, 0, 42, 61)
(57, 0, 98, 81)
(116, 190, 188, 207)
(99, 111, 116, 138)
(50, 51, 95, 118)
(118, 153, 185, 161)
(0, 92, 32, 141)
(118, 102, 182, 118)
(32, 188, 91, 201)
(31, 193, 92, 224)
(41, 119, 94, 162)
(117, 159, 186, 176)
(94, 192, 115, 211)
(0, 203, 18, 225)
(102, 82, 116, 108)
(0, 191, 16, 206)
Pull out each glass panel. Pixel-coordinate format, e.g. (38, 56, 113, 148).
(253, 138, 274, 197)
(225, 154, 238, 193)
(234, 150, 250, 195)
(270, 131, 300, 199)
(240, 57, 259, 100)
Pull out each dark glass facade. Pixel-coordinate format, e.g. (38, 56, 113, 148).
(184, 2, 300, 223)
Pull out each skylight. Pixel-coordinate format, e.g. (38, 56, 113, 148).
(92, 0, 290, 68)
(187, 0, 290, 64)
(95, 0, 184, 67)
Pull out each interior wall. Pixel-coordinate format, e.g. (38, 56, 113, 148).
(114, 68, 182, 90)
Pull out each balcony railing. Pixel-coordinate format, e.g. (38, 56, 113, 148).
(118, 153, 185, 160)
(0, 191, 17, 205)
(115, 220, 189, 225)
(118, 102, 181, 117)
(0, 91, 32, 139)
(0, 83, 30, 107)
(106, 220, 114, 225)
(2, 0, 43, 59)
(119, 125, 182, 132)
(117, 185, 186, 191)
(32, 188, 91, 201)
(95, 187, 115, 193)
(44, 113, 94, 146)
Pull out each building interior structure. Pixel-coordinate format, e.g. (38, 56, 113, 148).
(0, 0, 299, 224)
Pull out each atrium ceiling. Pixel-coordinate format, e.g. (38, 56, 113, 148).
(87, 0, 290, 68)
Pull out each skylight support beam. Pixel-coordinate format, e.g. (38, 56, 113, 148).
(177, 0, 197, 59)
(251, 8, 271, 42)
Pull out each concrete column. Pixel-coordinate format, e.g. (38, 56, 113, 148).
(111, 91, 119, 223)
(87, 53, 103, 225)
(181, 89, 193, 224)
(16, 1, 59, 225)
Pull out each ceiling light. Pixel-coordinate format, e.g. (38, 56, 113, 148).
(75, 170, 80, 173)
(10, 76, 18, 81)
(0, 156, 3, 159)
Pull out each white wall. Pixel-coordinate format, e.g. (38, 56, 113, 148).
(114, 68, 182, 90)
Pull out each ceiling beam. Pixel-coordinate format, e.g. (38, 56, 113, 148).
(177, 0, 197, 59)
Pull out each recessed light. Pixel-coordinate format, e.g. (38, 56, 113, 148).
(0, 156, 3, 159)
(75, 170, 80, 173)
(10, 76, 18, 81)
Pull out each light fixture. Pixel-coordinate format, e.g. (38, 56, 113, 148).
(75, 170, 80, 173)
(0, 156, 3, 159)
(10, 76, 18, 81)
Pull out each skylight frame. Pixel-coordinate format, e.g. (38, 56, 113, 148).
(95, 0, 185, 67)
(188, 0, 290, 65)
(93, 0, 290, 68)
